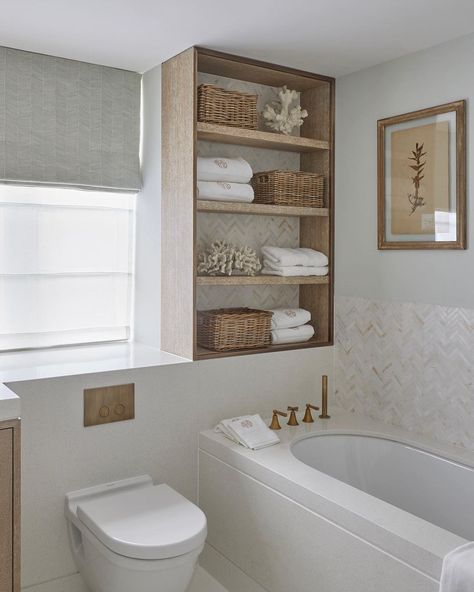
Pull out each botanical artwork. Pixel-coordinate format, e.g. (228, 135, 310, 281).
(390, 121, 449, 235)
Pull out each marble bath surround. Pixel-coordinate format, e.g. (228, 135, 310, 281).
(199, 409, 473, 592)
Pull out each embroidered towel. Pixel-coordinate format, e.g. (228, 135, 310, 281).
(262, 264, 328, 277)
(197, 181, 254, 203)
(197, 156, 253, 183)
(261, 246, 328, 268)
(269, 308, 311, 330)
(215, 414, 280, 450)
(440, 542, 474, 592)
(271, 324, 315, 345)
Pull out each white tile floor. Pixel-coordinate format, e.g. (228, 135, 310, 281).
(22, 567, 228, 592)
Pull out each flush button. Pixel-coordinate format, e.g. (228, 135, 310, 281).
(114, 403, 125, 416)
(84, 384, 135, 427)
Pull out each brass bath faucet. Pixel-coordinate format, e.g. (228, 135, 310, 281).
(269, 409, 287, 430)
(302, 403, 320, 423)
(319, 375, 330, 419)
(287, 406, 299, 426)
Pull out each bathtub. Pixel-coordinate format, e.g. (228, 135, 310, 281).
(198, 408, 473, 592)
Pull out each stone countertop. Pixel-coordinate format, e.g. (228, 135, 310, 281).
(0, 383, 20, 422)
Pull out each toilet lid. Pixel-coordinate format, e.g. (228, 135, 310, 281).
(76, 484, 207, 560)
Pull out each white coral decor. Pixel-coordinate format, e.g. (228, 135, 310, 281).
(262, 86, 308, 135)
(198, 241, 262, 276)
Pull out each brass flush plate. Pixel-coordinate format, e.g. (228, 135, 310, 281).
(84, 384, 135, 427)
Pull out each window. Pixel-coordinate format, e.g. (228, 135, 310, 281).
(0, 186, 135, 351)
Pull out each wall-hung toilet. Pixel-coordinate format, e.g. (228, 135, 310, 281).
(65, 475, 207, 592)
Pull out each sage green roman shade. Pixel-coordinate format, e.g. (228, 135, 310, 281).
(0, 47, 141, 192)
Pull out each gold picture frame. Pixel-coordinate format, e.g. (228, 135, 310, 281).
(377, 100, 466, 250)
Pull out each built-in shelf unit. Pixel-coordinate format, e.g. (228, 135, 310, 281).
(162, 47, 334, 360)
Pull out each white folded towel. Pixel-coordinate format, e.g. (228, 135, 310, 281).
(262, 264, 328, 277)
(215, 414, 280, 450)
(440, 542, 474, 592)
(271, 324, 315, 345)
(269, 308, 311, 330)
(262, 246, 328, 268)
(197, 181, 254, 203)
(197, 156, 253, 183)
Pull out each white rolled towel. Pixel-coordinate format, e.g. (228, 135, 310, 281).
(269, 308, 311, 330)
(262, 246, 328, 268)
(197, 156, 253, 183)
(262, 264, 328, 277)
(271, 324, 315, 345)
(197, 181, 254, 203)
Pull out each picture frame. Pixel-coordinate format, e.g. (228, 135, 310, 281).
(377, 100, 466, 250)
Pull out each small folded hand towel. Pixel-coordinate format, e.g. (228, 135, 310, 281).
(197, 156, 253, 183)
(440, 542, 474, 592)
(261, 246, 328, 268)
(262, 264, 328, 277)
(197, 181, 254, 203)
(271, 324, 315, 345)
(215, 414, 280, 450)
(269, 308, 311, 330)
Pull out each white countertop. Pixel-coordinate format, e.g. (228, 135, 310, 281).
(200, 408, 473, 580)
(0, 383, 20, 422)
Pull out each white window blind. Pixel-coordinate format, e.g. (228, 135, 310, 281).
(0, 185, 135, 351)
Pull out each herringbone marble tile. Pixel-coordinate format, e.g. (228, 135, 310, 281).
(335, 295, 474, 451)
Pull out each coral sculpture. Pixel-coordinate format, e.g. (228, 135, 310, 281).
(263, 86, 308, 135)
(198, 241, 262, 276)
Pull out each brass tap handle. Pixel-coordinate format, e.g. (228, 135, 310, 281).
(319, 375, 330, 419)
(302, 403, 320, 423)
(269, 409, 287, 430)
(287, 406, 299, 426)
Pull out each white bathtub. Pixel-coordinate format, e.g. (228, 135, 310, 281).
(199, 409, 473, 592)
(292, 433, 474, 541)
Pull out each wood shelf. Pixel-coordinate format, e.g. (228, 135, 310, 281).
(196, 200, 328, 217)
(196, 275, 329, 286)
(196, 338, 327, 360)
(197, 122, 329, 153)
(162, 47, 335, 360)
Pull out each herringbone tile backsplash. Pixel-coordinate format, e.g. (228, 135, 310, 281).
(334, 295, 474, 451)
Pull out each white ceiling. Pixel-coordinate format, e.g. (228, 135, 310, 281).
(2, 0, 474, 76)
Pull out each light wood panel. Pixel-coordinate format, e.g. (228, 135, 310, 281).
(161, 48, 197, 359)
(197, 48, 332, 91)
(196, 275, 329, 286)
(0, 420, 20, 592)
(196, 337, 323, 360)
(197, 200, 328, 217)
(197, 122, 329, 152)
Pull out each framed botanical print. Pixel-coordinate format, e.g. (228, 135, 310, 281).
(377, 100, 466, 249)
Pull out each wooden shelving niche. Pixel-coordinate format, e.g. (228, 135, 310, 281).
(161, 47, 335, 360)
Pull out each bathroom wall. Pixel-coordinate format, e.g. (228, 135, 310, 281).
(334, 32, 474, 450)
(11, 59, 334, 591)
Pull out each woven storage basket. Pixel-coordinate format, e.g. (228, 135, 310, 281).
(197, 84, 258, 130)
(197, 308, 273, 351)
(251, 170, 325, 208)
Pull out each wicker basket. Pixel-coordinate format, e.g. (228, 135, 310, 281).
(197, 84, 258, 130)
(197, 308, 272, 351)
(251, 170, 325, 208)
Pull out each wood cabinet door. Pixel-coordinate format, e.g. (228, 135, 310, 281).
(0, 427, 13, 592)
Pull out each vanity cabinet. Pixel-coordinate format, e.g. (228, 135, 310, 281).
(0, 420, 20, 592)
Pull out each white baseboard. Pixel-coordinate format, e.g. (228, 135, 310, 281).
(200, 543, 267, 592)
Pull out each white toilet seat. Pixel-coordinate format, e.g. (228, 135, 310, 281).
(65, 476, 207, 592)
(76, 482, 207, 560)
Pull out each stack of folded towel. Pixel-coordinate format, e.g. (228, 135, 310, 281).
(197, 156, 254, 203)
(269, 307, 315, 344)
(261, 247, 329, 277)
